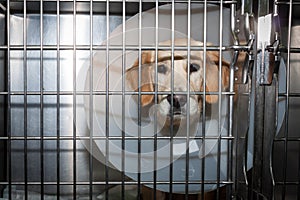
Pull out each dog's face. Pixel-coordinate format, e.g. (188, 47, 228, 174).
(126, 39, 229, 130)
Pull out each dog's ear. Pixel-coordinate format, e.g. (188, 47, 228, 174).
(203, 51, 230, 104)
(126, 51, 155, 107)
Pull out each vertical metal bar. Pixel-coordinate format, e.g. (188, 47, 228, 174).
(6, 0, 11, 199)
(169, 1, 175, 199)
(39, 0, 44, 199)
(72, 0, 77, 198)
(201, 1, 207, 199)
(56, 1, 60, 199)
(282, 0, 292, 198)
(217, 1, 224, 199)
(89, 0, 93, 199)
(121, 0, 126, 199)
(298, 141, 300, 199)
(229, 3, 237, 199)
(154, 0, 158, 199)
(137, 0, 142, 198)
(23, 1, 28, 199)
(245, 84, 251, 199)
(105, 1, 110, 199)
(251, 38, 262, 200)
(185, 1, 191, 199)
(241, 0, 253, 15)
(273, 0, 278, 16)
(0, 12, 7, 194)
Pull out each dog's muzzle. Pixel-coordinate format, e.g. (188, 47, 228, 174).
(166, 94, 187, 115)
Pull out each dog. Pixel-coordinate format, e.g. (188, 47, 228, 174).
(126, 38, 230, 133)
(126, 38, 231, 199)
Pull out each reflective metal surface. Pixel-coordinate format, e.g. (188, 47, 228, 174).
(0, 13, 6, 197)
(7, 13, 125, 196)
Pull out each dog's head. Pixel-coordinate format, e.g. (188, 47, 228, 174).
(126, 38, 230, 130)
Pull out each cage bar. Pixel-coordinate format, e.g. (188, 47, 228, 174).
(56, 1, 60, 198)
(89, 0, 94, 199)
(39, 0, 44, 198)
(282, 0, 292, 198)
(201, 1, 207, 199)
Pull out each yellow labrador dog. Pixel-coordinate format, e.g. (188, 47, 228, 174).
(126, 38, 231, 199)
(126, 38, 230, 133)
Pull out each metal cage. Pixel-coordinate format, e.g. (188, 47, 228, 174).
(0, 0, 299, 199)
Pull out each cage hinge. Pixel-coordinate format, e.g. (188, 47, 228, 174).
(257, 14, 281, 85)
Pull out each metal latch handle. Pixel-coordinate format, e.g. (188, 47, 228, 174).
(257, 14, 281, 85)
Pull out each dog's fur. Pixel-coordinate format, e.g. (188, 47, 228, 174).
(126, 38, 230, 131)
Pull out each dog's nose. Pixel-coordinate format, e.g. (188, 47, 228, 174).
(166, 94, 187, 108)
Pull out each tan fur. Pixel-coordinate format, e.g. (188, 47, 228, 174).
(126, 39, 230, 107)
(126, 51, 156, 106)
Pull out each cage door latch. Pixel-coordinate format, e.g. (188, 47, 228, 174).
(239, 13, 255, 84)
(257, 14, 280, 85)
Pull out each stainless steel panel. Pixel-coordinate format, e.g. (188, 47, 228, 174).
(273, 24, 300, 200)
(0, 13, 6, 196)
(9, 13, 125, 196)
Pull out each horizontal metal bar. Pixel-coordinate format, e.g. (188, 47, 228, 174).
(237, 180, 300, 186)
(7, 0, 237, 4)
(275, 182, 300, 185)
(237, 92, 251, 96)
(278, 93, 300, 97)
(279, 47, 300, 53)
(275, 1, 300, 5)
(0, 181, 234, 185)
(0, 45, 249, 51)
(2, 91, 236, 96)
(0, 136, 235, 140)
(274, 137, 300, 142)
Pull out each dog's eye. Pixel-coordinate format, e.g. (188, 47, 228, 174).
(189, 63, 200, 73)
(157, 64, 167, 74)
